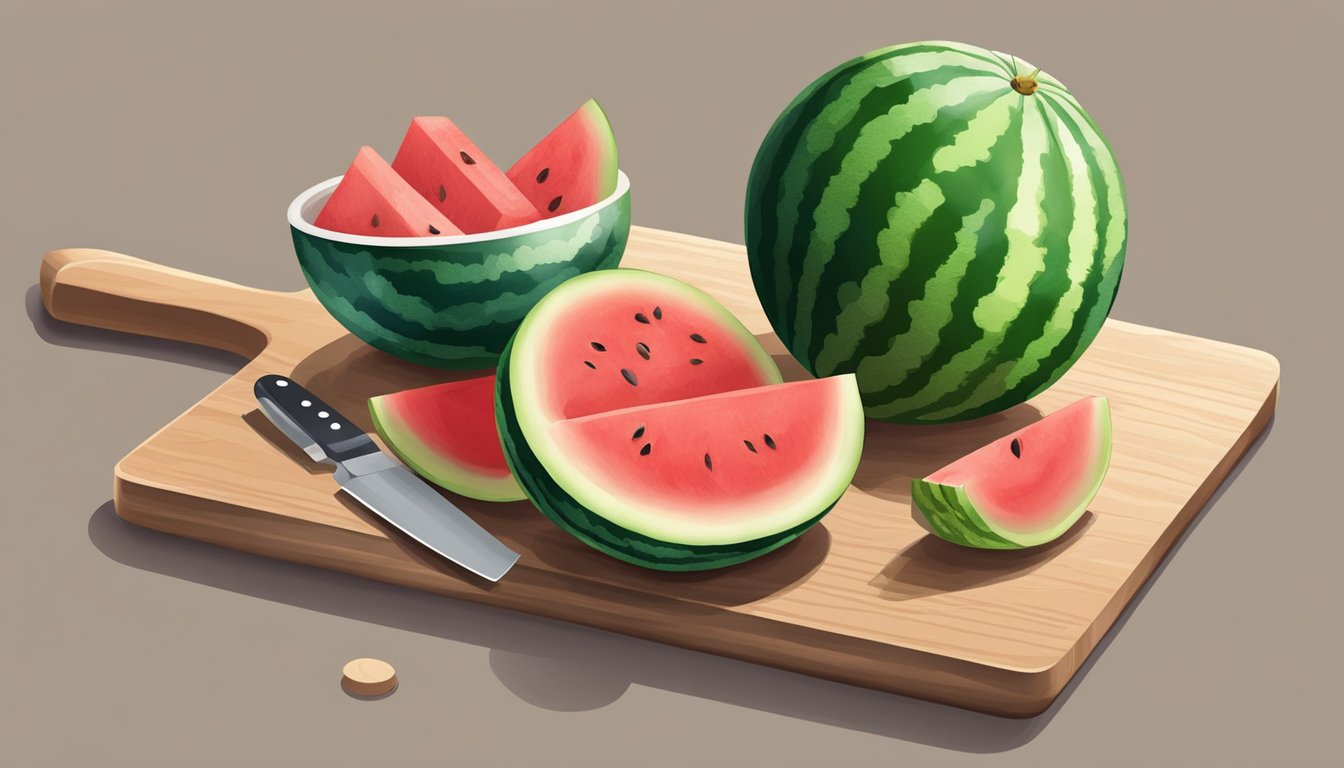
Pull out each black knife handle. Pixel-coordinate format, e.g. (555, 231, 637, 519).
(253, 375, 379, 464)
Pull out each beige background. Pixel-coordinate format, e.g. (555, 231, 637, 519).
(4, 0, 1339, 765)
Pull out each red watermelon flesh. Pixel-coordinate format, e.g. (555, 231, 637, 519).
(392, 117, 540, 234)
(531, 279, 780, 424)
(546, 376, 862, 538)
(315, 146, 463, 237)
(507, 99, 618, 218)
(498, 269, 871, 569)
(913, 397, 1113, 549)
(368, 375, 524, 502)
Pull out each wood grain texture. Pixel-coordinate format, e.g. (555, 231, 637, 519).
(39, 229, 1279, 716)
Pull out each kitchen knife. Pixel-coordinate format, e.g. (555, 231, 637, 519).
(254, 374, 519, 582)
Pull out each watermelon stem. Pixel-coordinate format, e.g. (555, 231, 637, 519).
(1010, 67, 1042, 96)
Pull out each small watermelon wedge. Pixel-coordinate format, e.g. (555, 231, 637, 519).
(314, 146, 463, 237)
(369, 376, 524, 502)
(392, 117, 541, 234)
(508, 99, 618, 218)
(912, 397, 1113, 549)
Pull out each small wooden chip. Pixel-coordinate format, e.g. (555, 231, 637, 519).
(342, 658, 398, 697)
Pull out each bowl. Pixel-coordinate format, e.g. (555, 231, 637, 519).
(288, 171, 630, 369)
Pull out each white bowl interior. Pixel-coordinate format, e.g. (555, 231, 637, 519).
(289, 170, 630, 247)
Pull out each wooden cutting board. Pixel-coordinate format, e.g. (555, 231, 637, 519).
(39, 227, 1278, 717)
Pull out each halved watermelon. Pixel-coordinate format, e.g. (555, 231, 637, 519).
(369, 376, 524, 502)
(507, 99, 618, 218)
(314, 146, 462, 237)
(496, 269, 865, 570)
(392, 117, 540, 234)
(912, 397, 1113, 549)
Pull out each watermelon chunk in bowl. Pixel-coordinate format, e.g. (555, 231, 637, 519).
(315, 146, 463, 237)
(508, 99, 618, 218)
(392, 116, 541, 234)
(288, 170, 631, 370)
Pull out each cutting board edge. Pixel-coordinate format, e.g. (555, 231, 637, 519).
(1042, 375, 1278, 696)
(110, 472, 1079, 717)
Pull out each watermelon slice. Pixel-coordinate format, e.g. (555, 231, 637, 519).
(392, 117, 540, 234)
(314, 146, 462, 237)
(544, 377, 863, 545)
(912, 397, 1113, 549)
(369, 376, 524, 502)
(496, 269, 865, 570)
(507, 99, 618, 218)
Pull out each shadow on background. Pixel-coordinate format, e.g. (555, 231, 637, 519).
(38, 278, 1277, 751)
(85, 499, 1037, 749)
(84, 411, 1271, 752)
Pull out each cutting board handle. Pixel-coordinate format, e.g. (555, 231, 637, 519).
(40, 248, 303, 359)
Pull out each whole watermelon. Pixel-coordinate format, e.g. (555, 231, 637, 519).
(745, 41, 1127, 423)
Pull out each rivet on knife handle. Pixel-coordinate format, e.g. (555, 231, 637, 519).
(253, 375, 379, 464)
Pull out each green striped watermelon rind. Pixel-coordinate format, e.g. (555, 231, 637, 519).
(744, 41, 1127, 424)
(289, 171, 631, 370)
(910, 482, 1024, 549)
(496, 338, 833, 571)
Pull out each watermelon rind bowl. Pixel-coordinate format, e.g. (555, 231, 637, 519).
(288, 171, 631, 369)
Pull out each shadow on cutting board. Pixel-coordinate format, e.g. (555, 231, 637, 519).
(870, 514, 1093, 602)
(758, 331, 1047, 504)
(41, 280, 1276, 750)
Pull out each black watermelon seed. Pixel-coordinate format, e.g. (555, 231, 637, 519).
(763, 433, 777, 450)
(427, 225, 441, 235)
(640, 442, 652, 456)
(548, 195, 563, 212)
(371, 214, 380, 228)
(744, 440, 757, 453)
(621, 368, 638, 386)
(536, 167, 550, 184)
(653, 306, 662, 320)
(460, 151, 476, 165)
(690, 333, 707, 344)
(632, 425, 646, 440)
(636, 342, 651, 360)
(437, 184, 446, 202)
(704, 453, 713, 471)
(584, 360, 596, 369)
(590, 341, 606, 352)
(1011, 438, 1022, 458)
(635, 313, 650, 324)
(689, 358, 704, 365)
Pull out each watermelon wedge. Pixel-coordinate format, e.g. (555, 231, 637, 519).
(912, 397, 1113, 549)
(507, 99, 618, 218)
(540, 377, 863, 546)
(314, 146, 462, 237)
(369, 376, 524, 502)
(496, 269, 865, 570)
(392, 117, 540, 234)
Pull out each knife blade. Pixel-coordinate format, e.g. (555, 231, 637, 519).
(253, 374, 519, 582)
